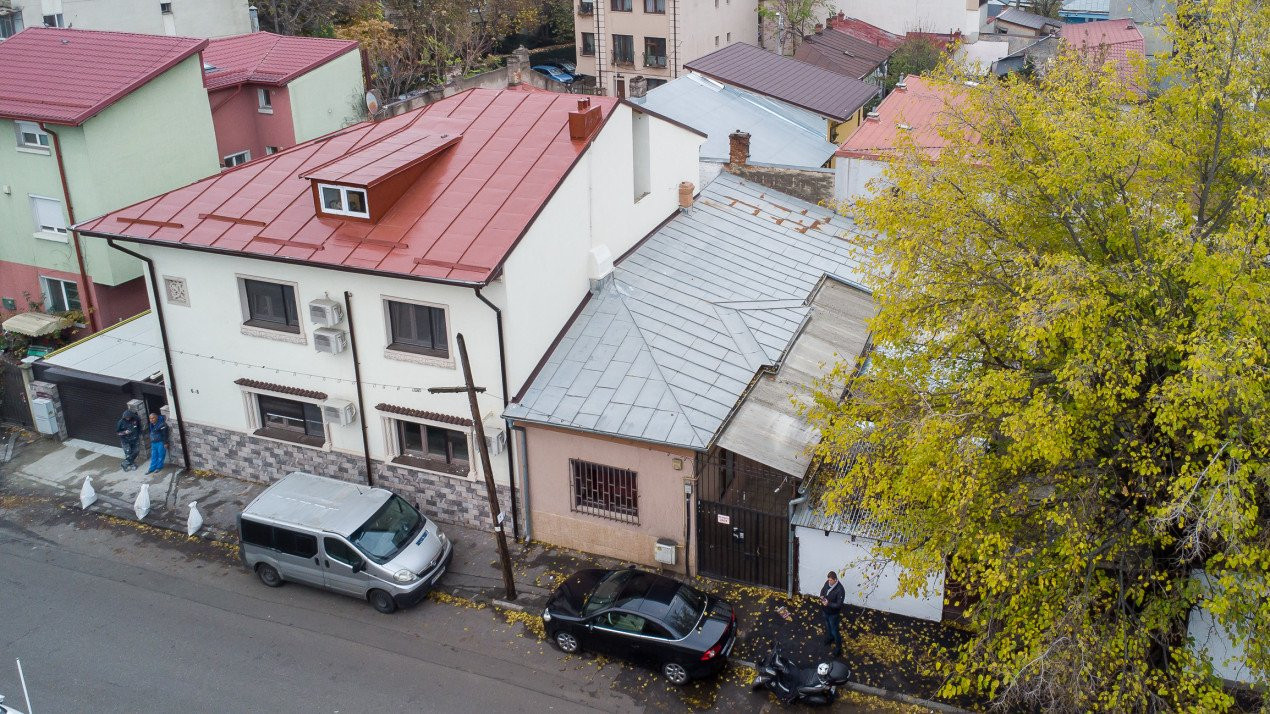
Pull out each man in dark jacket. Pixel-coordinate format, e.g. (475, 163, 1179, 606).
(820, 571, 845, 657)
(145, 412, 170, 475)
(115, 410, 143, 471)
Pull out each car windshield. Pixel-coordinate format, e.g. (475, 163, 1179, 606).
(349, 495, 422, 564)
(583, 570, 636, 616)
(663, 585, 707, 637)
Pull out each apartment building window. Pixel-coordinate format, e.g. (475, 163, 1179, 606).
(580, 32, 595, 55)
(223, 150, 250, 167)
(265, 146, 280, 155)
(643, 37, 667, 67)
(643, 0, 664, 12)
(15, 121, 50, 151)
(255, 394, 325, 446)
(160, 2, 173, 13)
(727, 32, 731, 41)
(612, 34, 634, 65)
(395, 420, 469, 476)
(39, 277, 79, 313)
(0, 11, 23, 39)
(645, 78, 667, 90)
(715, 35, 720, 46)
(43, 13, 64, 27)
(29, 196, 68, 237)
(610, 0, 631, 11)
(385, 299, 448, 358)
(241, 278, 300, 332)
(318, 184, 368, 217)
(570, 459, 638, 523)
(257, 88, 273, 113)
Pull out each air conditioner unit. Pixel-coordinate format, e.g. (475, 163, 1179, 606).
(322, 399, 356, 426)
(483, 421, 506, 456)
(313, 327, 348, 354)
(654, 538, 677, 565)
(309, 298, 344, 326)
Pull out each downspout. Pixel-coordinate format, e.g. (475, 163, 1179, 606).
(343, 291, 374, 487)
(106, 239, 191, 472)
(474, 286, 520, 541)
(39, 122, 99, 332)
(787, 488, 809, 596)
(512, 424, 532, 541)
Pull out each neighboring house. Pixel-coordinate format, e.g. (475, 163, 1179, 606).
(955, 36, 1013, 74)
(76, 88, 704, 531)
(630, 73, 838, 171)
(987, 6, 1064, 36)
(0, 28, 220, 332)
(573, 0, 757, 98)
(684, 43, 880, 144)
(987, 33, 1061, 76)
(1060, 17, 1146, 89)
(827, 13, 962, 57)
(1109, 0, 1174, 57)
(793, 25, 892, 84)
(0, 0, 250, 39)
(827, 0, 987, 40)
(203, 32, 364, 168)
(1059, 0, 1109, 23)
(504, 172, 872, 585)
(833, 75, 969, 203)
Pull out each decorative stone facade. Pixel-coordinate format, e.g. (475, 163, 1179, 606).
(182, 421, 513, 530)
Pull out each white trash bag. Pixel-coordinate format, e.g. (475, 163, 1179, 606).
(80, 476, 97, 509)
(187, 501, 203, 537)
(134, 483, 151, 520)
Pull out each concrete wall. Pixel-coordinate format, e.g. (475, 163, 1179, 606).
(521, 424, 697, 573)
(726, 162, 834, 205)
(833, 155, 886, 204)
(796, 526, 945, 622)
(209, 85, 297, 165)
(23, 0, 250, 37)
(286, 50, 365, 143)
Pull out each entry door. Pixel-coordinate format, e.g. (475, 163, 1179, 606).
(322, 536, 370, 596)
(697, 500, 788, 589)
(58, 382, 133, 446)
(615, 78, 626, 99)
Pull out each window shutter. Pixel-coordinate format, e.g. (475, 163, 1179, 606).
(32, 197, 66, 232)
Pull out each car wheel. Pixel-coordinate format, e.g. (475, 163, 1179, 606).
(256, 563, 283, 587)
(662, 661, 690, 686)
(554, 630, 581, 654)
(368, 589, 398, 614)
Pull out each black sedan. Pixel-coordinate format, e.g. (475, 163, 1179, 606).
(542, 568, 736, 685)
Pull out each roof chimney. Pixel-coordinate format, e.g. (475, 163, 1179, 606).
(895, 78, 907, 91)
(814, 23, 823, 34)
(678, 181, 694, 210)
(728, 130, 750, 167)
(249, 4, 259, 32)
(568, 99, 603, 141)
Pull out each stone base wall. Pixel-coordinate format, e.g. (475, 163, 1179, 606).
(183, 421, 513, 530)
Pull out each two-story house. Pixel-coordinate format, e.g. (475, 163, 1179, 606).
(77, 88, 704, 531)
(574, 0, 758, 98)
(0, 28, 221, 331)
(0, 0, 250, 39)
(203, 31, 365, 168)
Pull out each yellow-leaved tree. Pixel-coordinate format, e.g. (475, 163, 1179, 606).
(808, 1, 1269, 710)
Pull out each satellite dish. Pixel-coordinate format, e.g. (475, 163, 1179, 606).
(365, 91, 380, 115)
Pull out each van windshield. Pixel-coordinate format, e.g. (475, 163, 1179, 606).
(349, 495, 422, 563)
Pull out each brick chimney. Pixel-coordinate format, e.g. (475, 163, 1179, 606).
(728, 130, 750, 167)
(628, 75, 649, 99)
(813, 23, 823, 34)
(568, 98, 603, 141)
(678, 181, 694, 210)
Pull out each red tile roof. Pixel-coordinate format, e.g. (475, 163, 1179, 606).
(835, 75, 971, 160)
(0, 27, 207, 125)
(202, 32, 359, 90)
(77, 89, 618, 285)
(1060, 19, 1145, 87)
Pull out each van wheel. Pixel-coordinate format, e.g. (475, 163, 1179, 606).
(256, 563, 284, 588)
(368, 589, 398, 614)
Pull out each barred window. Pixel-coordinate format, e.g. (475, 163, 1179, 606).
(570, 459, 638, 523)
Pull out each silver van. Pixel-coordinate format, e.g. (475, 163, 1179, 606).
(238, 472, 453, 613)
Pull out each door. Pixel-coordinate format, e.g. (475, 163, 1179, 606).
(270, 528, 324, 587)
(0, 357, 31, 428)
(587, 610, 642, 655)
(322, 536, 370, 596)
(697, 500, 788, 589)
(615, 78, 626, 99)
(58, 382, 134, 446)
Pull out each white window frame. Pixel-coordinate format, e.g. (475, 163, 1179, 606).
(381, 414, 476, 481)
(29, 194, 68, 241)
(42, 13, 64, 27)
(14, 121, 50, 152)
(380, 294, 454, 368)
(317, 183, 369, 218)
(223, 150, 250, 168)
(239, 387, 330, 451)
(39, 276, 79, 313)
(257, 88, 273, 113)
(265, 146, 280, 155)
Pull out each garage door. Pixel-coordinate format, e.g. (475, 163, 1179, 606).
(58, 383, 135, 447)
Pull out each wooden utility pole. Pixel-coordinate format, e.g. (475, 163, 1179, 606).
(429, 333, 517, 601)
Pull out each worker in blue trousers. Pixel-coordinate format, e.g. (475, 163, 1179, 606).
(145, 412, 170, 475)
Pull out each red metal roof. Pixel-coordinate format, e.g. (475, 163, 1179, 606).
(1060, 19, 1145, 87)
(77, 89, 618, 285)
(202, 32, 359, 90)
(301, 119, 465, 187)
(0, 27, 207, 126)
(827, 14, 902, 51)
(835, 75, 971, 160)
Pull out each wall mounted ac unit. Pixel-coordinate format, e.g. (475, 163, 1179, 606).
(309, 298, 344, 326)
(313, 327, 348, 354)
(484, 421, 506, 456)
(322, 399, 356, 426)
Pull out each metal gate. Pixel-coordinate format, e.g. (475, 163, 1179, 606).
(59, 383, 133, 446)
(0, 357, 32, 428)
(697, 500, 788, 589)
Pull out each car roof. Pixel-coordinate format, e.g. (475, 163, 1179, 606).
(614, 570, 687, 618)
(241, 471, 391, 537)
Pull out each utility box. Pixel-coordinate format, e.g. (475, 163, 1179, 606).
(654, 537, 677, 566)
(31, 397, 58, 435)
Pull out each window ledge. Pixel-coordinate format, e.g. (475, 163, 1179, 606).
(383, 347, 454, 369)
(389, 454, 475, 481)
(241, 323, 307, 344)
(258, 107, 274, 114)
(33, 231, 69, 243)
(252, 427, 328, 450)
(16, 146, 51, 156)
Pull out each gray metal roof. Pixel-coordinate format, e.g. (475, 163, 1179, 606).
(242, 472, 390, 537)
(716, 277, 875, 477)
(791, 450, 900, 542)
(42, 310, 164, 382)
(632, 74, 837, 169)
(993, 6, 1064, 31)
(505, 172, 870, 449)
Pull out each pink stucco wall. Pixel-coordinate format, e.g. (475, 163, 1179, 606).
(521, 424, 698, 574)
(208, 84, 297, 165)
(0, 261, 146, 331)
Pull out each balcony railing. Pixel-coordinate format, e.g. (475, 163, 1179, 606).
(578, 1, 593, 14)
(643, 53, 667, 68)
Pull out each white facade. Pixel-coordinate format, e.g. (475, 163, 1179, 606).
(833, 155, 887, 205)
(1186, 572, 1257, 685)
(19, 0, 250, 38)
(796, 526, 945, 622)
(829, 0, 985, 39)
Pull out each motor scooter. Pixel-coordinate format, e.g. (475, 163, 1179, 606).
(750, 645, 851, 705)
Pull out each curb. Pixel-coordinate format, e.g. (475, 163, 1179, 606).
(843, 682, 970, 713)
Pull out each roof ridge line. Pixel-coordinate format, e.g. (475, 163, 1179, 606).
(612, 281, 697, 442)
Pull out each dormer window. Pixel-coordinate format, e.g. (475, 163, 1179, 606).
(318, 184, 369, 218)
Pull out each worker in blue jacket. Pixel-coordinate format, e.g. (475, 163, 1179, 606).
(145, 412, 170, 475)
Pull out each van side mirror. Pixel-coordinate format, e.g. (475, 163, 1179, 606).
(351, 560, 365, 573)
